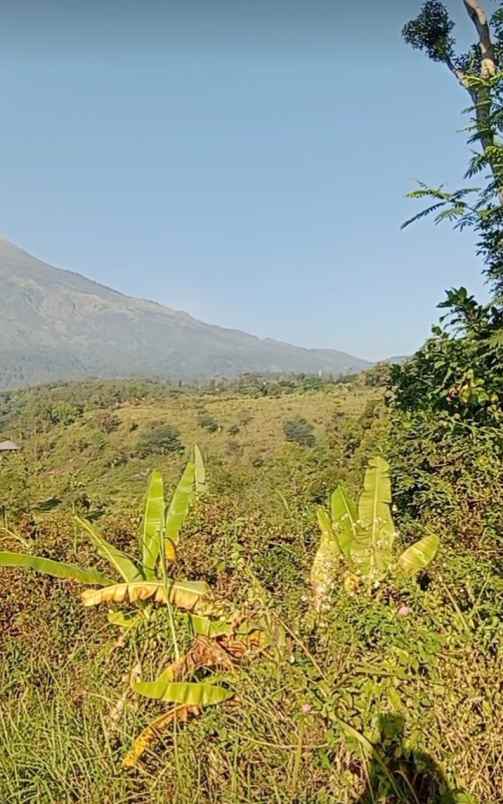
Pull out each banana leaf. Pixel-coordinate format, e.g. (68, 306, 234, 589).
(0, 552, 111, 586)
(396, 533, 440, 577)
(123, 705, 197, 768)
(75, 516, 143, 582)
(165, 462, 195, 547)
(107, 610, 143, 629)
(353, 457, 395, 578)
(81, 579, 211, 611)
(132, 676, 233, 706)
(311, 508, 341, 612)
(331, 485, 357, 558)
(189, 613, 231, 638)
(142, 471, 165, 579)
(194, 444, 208, 495)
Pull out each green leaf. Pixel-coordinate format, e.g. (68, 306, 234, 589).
(75, 516, 143, 582)
(0, 552, 111, 586)
(311, 508, 341, 612)
(107, 610, 143, 629)
(353, 457, 395, 579)
(194, 444, 208, 495)
(142, 471, 165, 579)
(489, 328, 503, 347)
(189, 613, 231, 638)
(132, 677, 233, 706)
(331, 485, 357, 558)
(397, 533, 440, 577)
(165, 461, 195, 546)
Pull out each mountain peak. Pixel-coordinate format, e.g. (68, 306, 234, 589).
(0, 239, 372, 390)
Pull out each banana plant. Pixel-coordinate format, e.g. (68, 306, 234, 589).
(0, 446, 207, 604)
(0, 446, 254, 765)
(311, 456, 440, 609)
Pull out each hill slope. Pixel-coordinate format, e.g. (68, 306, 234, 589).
(0, 238, 371, 389)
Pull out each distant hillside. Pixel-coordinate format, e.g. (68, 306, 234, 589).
(0, 238, 372, 390)
(383, 355, 410, 365)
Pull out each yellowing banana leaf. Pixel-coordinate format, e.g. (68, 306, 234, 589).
(81, 579, 211, 611)
(194, 444, 208, 495)
(331, 485, 357, 558)
(189, 613, 231, 638)
(396, 533, 440, 577)
(131, 637, 234, 692)
(353, 456, 395, 578)
(75, 516, 143, 583)
(142, 470, 165, 579)
(165, 537, 177, 564)
(132, 676, 233, 706)
(0, 552, 112, 586)
(311, 508, 341, 612)
(165, 462, 195, 547)
(122, 705, 199, 768)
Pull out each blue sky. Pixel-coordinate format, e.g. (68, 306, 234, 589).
(0, 0, 491, 360)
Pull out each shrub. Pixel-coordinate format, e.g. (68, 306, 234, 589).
(388, 291, 503, 548)
(136, 424, 184, 456)
(199, 415, 220, 433)
(386, 410, 503, 547)
(283, 417, 315, 448)
(49, 402, 83, 426)
(228, 424, 240, 436)
(390, 289, 502, 428)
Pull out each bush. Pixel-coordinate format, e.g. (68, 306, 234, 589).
(136, 424, 184, 456)
(283, 417, 315, 448)
(228, 424, 240, 436)
(49, 402, 83, 426)
(390, 290, 502, 428)
(387, 292, 503, 548)
(199, 414, 220, 433)
(386, 410, 502, 548)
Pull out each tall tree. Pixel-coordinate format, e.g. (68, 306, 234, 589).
(402, 1, 503, 297)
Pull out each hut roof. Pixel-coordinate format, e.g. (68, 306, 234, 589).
(0, 440, 20, 451)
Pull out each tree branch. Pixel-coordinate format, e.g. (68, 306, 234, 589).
(462, 0, 496, 77)
(461, 1, 502, 202)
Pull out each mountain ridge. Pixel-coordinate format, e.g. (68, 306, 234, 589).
(0, 237, 373, 390)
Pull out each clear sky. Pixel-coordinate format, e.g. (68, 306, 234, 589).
(0, 0, 492, 360)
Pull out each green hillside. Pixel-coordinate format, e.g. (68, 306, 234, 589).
(0, 376, 500, 803)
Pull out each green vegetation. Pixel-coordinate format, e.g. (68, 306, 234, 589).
(0, 372, 500, 802)
(136, 423, 185, 457)
(0, 3, 501, 801)
(402, 0, 503, 296)
(198, 414, 220, 433)
(283, 415, 316, 447)
(311, 457, 439, 610)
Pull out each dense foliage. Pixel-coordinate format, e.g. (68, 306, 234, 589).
(390, 1, 503, 556)
(0, 377, 500, 802)
(283, 416, 316, 447)
(391, 289, 502, 426)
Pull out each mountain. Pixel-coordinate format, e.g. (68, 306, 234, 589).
(0, 238, 372, 390)
(383, 355, 410, 365)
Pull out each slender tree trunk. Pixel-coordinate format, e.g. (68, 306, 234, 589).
(461, 0, 502, 202)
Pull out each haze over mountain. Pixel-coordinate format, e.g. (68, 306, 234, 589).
(0, 238, 372, 390)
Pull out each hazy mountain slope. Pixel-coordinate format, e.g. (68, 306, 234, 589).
(0, 238, 372, 389)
